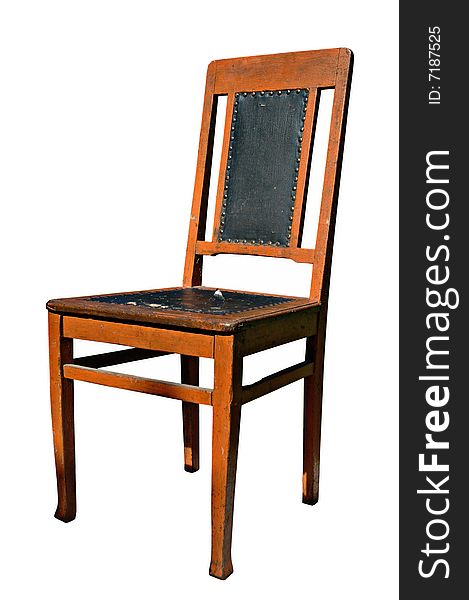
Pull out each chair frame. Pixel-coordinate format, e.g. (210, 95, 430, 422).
(47, 48, 353, 579)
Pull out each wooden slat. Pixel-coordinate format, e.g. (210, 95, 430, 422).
(63, 316, 214, 358)
(196, 241, 314, 264)
(63, 364, 212, 406)
(242, 360, 314, 404)
(74, 348, 169, 369)
(212, 49, 339, 94)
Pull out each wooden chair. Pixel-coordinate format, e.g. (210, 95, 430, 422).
(47, 48, 353, 579)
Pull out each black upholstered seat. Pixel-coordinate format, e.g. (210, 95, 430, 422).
(87, 287, 296, 315)
(47, 286, 314, 332)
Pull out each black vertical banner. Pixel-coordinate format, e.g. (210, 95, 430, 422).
(400, 5, 468, 598)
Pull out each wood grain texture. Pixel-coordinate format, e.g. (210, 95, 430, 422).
(183, 63, 218, 287)
(62, 316, 214, 358)
(181, 356, 200, 472)
(210, 335, 242, 579)
(196, 241, 314, 263)
(212, 49, 340, 94)
(48, 312, 76, 522)
(74, 348, 168, 368)
(310, 48, 353, 303)
(302, 307, 327, 504)
(63, 364, 212, 405)
(242, 360, 314, 404)
(237, 308, 318, 357)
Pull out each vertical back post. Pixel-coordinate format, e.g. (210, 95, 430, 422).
(310, 48, 353, 303)
(183, 63, 218, 287)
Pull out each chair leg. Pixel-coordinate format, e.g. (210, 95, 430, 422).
(303, 309, 327, 505)
(210, 335, 242, 579)
(48, 313, 76, 522)
(181, 356, 200, 472)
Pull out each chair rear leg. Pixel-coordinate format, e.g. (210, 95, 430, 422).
(48, 313, 76, 522)
(303, 309, 327, 505)
(181, 356, 200, 472)
(210, 336, 242, 579)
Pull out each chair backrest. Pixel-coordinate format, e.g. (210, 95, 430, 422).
(183, 48, 353, 304)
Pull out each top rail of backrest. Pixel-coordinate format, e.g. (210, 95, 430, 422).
(210, 49, 341, 94)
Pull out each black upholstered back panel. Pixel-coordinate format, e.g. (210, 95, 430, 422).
(218, 89, 308, 247)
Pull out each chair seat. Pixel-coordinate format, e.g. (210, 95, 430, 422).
(47, 286, 317, 332)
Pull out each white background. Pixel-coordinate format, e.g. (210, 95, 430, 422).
(0, 1, 398, 598)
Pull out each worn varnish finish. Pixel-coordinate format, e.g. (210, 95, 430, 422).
(48, 312, 76, 523)
(47, 49, 353, 578)
(181, 356, 200, 472)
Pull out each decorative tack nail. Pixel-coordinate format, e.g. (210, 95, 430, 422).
(269, 91, 274, 95)
(293, 185, 297, 190)
(251, 91, 256, 96)
(287, 89, 291, 94)
(228, 238, 232, 242)
(260, 91, 265, 96)
(288, 225, 292, 230)
(289, 215, 293, 220)
(226, 175, 230, 180)
(302, 115, 306, 121)
(296, 89, 301, 93)
(235, 93, 239, 97)
(300, 126, 304, 132)
(277, 90, 282, 95)
(298, 137, 303, 142)
(243, 92, 248, 96)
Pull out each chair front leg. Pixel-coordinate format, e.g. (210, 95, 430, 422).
(303, 309, 327, 505)
(181, 355, 200, 472)
(210, 335, 242, 579)
(48, 312, 76, 522)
